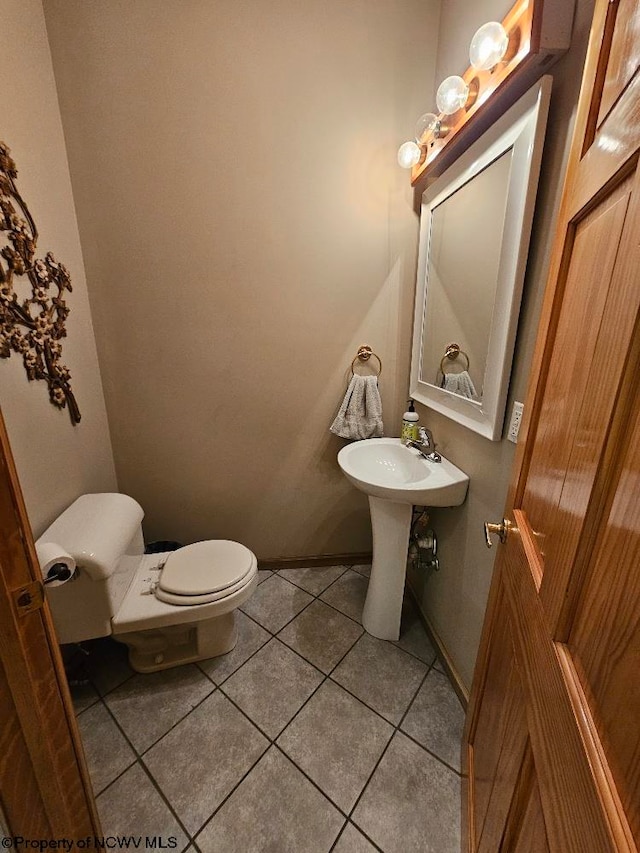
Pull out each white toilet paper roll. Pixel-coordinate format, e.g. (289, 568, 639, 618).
(35, 541, 77, 587)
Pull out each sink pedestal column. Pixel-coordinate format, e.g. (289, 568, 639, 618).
(362, 496, 412, 641)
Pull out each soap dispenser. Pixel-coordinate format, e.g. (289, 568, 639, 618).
(401, 400, 419, 444)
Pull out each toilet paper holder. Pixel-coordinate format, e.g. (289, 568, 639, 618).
(43, 562, 74, 585)
(13, 564, 76, 617)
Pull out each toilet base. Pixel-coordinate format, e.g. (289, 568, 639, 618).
(114, 611, 238, 673)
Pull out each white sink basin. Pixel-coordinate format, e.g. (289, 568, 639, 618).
(337, 437, 469, 642)
(338, 438, 469, 506)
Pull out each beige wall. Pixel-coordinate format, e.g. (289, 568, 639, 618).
(42, 0, 440, 556)
(0, 0, 116, 537)
(409, 0, 595, 690)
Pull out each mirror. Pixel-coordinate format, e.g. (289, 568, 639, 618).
(410, 78, 551, 440)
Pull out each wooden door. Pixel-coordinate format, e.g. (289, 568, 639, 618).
(0, 408, 100, 838)
(464, 0, 640, 850)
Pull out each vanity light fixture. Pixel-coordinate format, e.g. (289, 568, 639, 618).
(469, 22, 509, 71)
(397, 0, 575, 184)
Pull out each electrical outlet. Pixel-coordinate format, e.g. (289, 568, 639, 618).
(507, 401, 524, 443)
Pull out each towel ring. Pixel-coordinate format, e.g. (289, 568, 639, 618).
(351, 344, 382, 377)
(440, 343, 469, 374)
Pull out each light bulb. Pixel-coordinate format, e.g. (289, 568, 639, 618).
(436, 76, 469, 115)
(469, 22, 509, 70)
(397, 141, 421, 169)
(414, 113, 438, 145)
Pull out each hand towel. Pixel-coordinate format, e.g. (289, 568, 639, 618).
(441, 370, 478, 400)
(330, 374, 384, 440)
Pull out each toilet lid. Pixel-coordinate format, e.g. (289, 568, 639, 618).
(158, 540, 255, 596)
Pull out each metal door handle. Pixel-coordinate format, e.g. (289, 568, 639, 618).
(484, 519, 511, 548)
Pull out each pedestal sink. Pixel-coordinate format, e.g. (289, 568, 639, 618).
(337, 438, 469, 641)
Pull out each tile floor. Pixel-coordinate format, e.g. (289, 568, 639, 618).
(69, 564, 464, 853)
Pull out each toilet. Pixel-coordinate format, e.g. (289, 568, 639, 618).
(38, 492, 258, 673)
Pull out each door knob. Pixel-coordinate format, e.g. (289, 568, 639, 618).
(484, 519, 511, 548)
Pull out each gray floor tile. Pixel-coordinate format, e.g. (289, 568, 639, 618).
(77, 702, 136, 794)
(277, 565, 347, 596)
(393, 598, 437, 665)
(196, 747, 343, 853)
(277, 680, 393, 812)
(350, 563, 371, 578)
(320, 570, 368, 623)
(333, 824, 378, 853)
(256, 569, 273, 584)
(97, 762, 188, 848)
(352, 732, 460, 853)
(86, 637, 135, 696)
(401, 669, 465, 771)
(240, 574, 313, 633)
(198, 611, 270, 684)
(332, 634, 427, 724)
(277, 599, 362, 673)
(144, 691, 268, 834)
(433, 658, 445, 674)
(104, 664, 215, 753)
(70, 680, 99, 716)
(222, 639, 323, 738)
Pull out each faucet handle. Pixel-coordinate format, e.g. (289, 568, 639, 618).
(417, 426, 441, 462)
(418, 426, 433, 447)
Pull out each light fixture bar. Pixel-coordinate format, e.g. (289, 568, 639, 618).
(410, 0, 574, 186)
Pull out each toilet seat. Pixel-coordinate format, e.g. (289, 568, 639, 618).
(154, 540, 256, 606)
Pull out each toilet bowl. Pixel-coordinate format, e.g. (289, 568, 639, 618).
(38, 493, 258, 673)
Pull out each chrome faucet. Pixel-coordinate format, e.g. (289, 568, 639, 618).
(405, 426, 442, 463)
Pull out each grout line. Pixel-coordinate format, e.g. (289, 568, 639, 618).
(315, 596, 365, 629)
(83, 565, 460, 849)
(213, 682, 278, 744)
(274, 564, 350, 595)
(237, 606, 276, 633)
(397, 666, 431, 731)
(96, 693, 196, 844)
(273, 741, 351, 819)
(228, 578, 460, 780)
(73, 693, 101, 719)
(102, 667, 219, 757)
(327, 819, 350, 853)
(85, 643, 137, 698)
(396, 728, 463, 778)
(85, 699, 138, 797)
(394, 662, 463, 777)
(344, 733, 394, 828)
(325, 643, 429, 733)
(278, 621, 364, 678)
(330, 820, 386, 853)
(98, 669, 137, 697)
(243, 564, 434, 673)
(203, 628, 387, 828)
(310, 575, 438, 670)
(135, 758, 194, 850)
(239, 575, 317, 636)
(194, 630, 271, 688)
(191, 739, 271, 843)
(332, 661, 462, 826)
(216, 640, 328, 742)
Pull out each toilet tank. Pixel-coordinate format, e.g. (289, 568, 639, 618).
(37, 493, 145, 644)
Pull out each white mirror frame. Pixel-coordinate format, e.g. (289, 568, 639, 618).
(410, 77, 552, 440)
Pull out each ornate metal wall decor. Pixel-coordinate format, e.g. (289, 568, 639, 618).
(0, 141, 80, 423)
